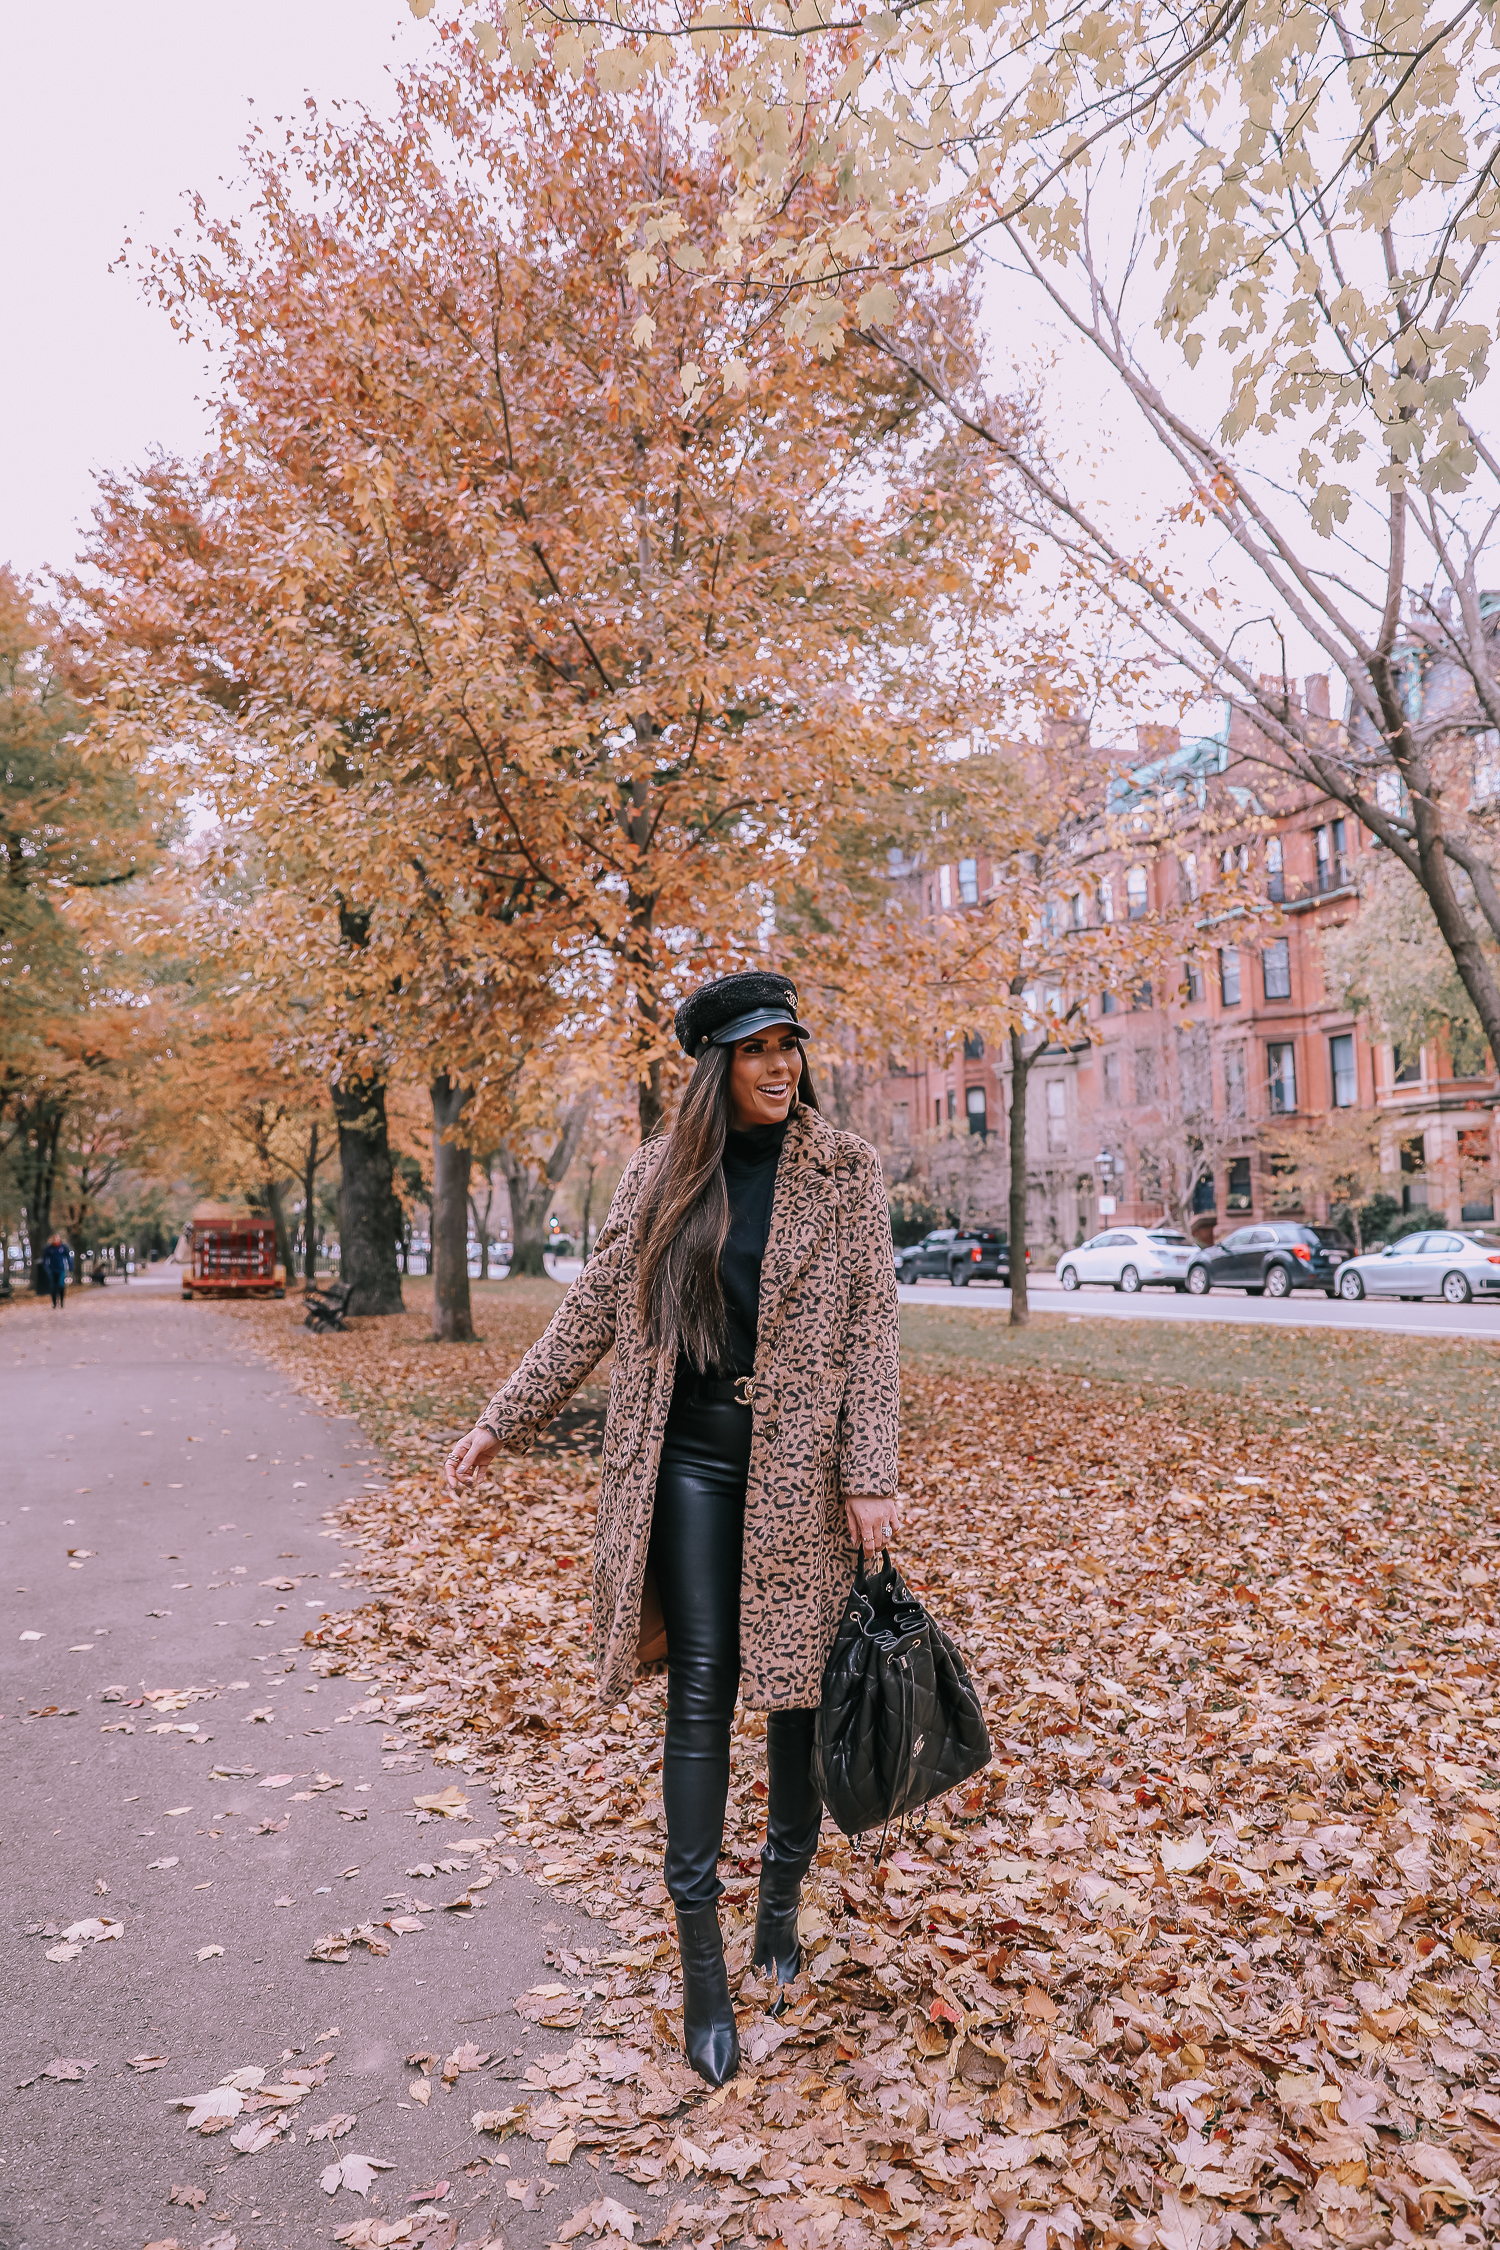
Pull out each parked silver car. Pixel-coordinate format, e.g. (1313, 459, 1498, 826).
(1336, 1228, 1500, 1304)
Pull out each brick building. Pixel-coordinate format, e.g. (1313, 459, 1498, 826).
(875, 684, 1500, 1253)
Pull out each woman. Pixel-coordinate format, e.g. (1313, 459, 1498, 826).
(446, 970, 902, 2085)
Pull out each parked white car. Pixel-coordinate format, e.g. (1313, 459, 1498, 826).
(1056, 1226, 1197, 1293)
(1336, 1228, 1500, 1304)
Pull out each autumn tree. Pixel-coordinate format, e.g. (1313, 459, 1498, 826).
(1323, 851, 1496, 1082)
(1, 572, 162, 1284)
(85, 32, 1039, 1308)
(854, 22, 1500, 1075)
(1260, 1110, 1387, 1254)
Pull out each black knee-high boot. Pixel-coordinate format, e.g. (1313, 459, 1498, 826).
(752, 1707, 822, 1984)
(676, 1902, 742, 2086)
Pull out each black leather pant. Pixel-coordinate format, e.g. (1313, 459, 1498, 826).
(648, 1390, 822, 1910)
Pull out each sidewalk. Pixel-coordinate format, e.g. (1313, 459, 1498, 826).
(1, 1288, 637, 2250)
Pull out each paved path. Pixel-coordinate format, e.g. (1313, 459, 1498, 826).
(0, 1286, 635, 2250)
(895, 1270, 1500, 1343)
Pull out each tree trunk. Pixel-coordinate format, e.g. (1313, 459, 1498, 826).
(579, 1161, 598, 1263)
(330, 1072, 405, 1315)
(301, 1121, 320, 1283)
(496, 1098, 593, 1281)
(21, 1100, 63, 1294)
(264, 1177, 293, 1275)
(430, 1073, 475, 1343)
(1008, 1027, 1031, 1329)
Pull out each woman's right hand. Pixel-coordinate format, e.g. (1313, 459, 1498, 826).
(446, 1424, 500, 1491)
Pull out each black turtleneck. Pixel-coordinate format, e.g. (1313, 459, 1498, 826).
(716, 1116, 789, 1375)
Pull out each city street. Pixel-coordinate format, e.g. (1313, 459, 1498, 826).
(896, 1269, 1500, 1342)
(0, 1284, 629, 2250)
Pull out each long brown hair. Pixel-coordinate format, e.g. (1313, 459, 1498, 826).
(637, 1038, 819, 1367)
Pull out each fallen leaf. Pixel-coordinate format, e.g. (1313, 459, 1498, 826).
(168, 2185, 207, 2208)
(321, 2153, 395, 2198)
(230, 2116, 286, 2154)
(41, 2057, 96, 2080)
(197, 1945, 226, 1962)
(1406, 2142, 1478, 2200)
(308, 2113, 359, 2141)
(129, 2053, 170, 2073)
(1160, 1828, 1211, 1873)
(413, 1786, 468, 1817)
(170, 2087, 244, 2132)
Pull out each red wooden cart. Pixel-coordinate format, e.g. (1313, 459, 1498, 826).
(179, 1202, 286, 1299)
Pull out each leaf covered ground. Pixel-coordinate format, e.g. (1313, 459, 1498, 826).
(228, 1284, 1500, 2250)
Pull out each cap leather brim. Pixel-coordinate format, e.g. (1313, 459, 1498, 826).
(704, 1008, 812, 1049)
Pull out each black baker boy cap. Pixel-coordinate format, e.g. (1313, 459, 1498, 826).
(674, 971, 812, 1058)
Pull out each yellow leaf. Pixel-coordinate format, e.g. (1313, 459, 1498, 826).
(412, 1787, 468, 1817)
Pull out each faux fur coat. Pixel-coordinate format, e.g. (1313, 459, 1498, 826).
(476, 1103, 900, 1709)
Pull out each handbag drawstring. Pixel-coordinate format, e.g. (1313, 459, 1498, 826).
(874, 1651, 916, 1867)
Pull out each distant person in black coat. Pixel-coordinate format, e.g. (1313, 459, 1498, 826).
(42, 1235, 72, 1309)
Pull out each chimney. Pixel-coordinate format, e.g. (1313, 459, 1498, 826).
(1305, 675, 1330, 718)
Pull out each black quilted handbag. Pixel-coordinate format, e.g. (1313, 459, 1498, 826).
(812, 1551, 991, 1845)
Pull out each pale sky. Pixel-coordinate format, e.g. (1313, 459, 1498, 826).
(1, 0, 424, 582)
(0, 1, 1377, 715)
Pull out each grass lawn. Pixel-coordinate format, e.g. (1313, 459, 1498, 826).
(899, 1299, 1500, 1459)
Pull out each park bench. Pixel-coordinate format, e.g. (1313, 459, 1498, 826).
(303, 1278, 355, 1333)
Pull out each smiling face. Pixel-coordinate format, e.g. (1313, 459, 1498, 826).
(726, 1024, 803, 1130)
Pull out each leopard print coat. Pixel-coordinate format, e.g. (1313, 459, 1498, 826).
(476, 1103, 899, 1709)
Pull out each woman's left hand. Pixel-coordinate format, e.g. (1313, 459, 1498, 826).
(845, 1492, 903, 1562)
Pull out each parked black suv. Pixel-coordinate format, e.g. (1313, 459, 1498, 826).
(1185, 1221, 1339, 1299)
(894, 1227, 1024, 1285)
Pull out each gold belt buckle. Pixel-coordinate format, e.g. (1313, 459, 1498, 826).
(733, 1374, 755, 1406)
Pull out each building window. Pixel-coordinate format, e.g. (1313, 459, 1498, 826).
(887, 845, 905, 872)
(1314, 819, 1347, 893)
(1401, 1132, 1428, 1210)
(1393, 1042, 1420, 1085)
(890, 1103, 910, 1146)
(1226, 1155, 1252, 1211)
(1069, 892, 1085, 929)
(1100, 990, 1117, 1016)
(963, 1032, 984, 1060)
(1135, 1047, 1158, 1103)
(938, 864, 952, 909)
(946, 1088, 957, 1121)
(1329, 1032, 1357, 1107)
(1473, 731, 1500, 807)
(1182, 851, 1198, 901)
(1102, 1052, 1120, 1104)
(1266, 836, 1284, 902)
(1224, 1044, 1247, 1117)
(1376, 769, 1408, 818)
(1220, 947, 1242, 1005)
(1183, 959, 1203, 1002)
(1267, 1040, 1298, 1113)
(1192, 1170, 1216, 1213)
(965, 1085, 988, 1139)
(1131, 982, 1153, 1011)
(934, 1097, 943, 1128)
(957, 858, 978, 905)
(1221, 843, 1250, 876)
(1046, 1079, 1067, 1152)
(1263, 938, 1291, 1001)
(1460, 1126, 1495, 1219)
(1126, 864, 1148, 919)
(1098, 876, 1114, 923)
